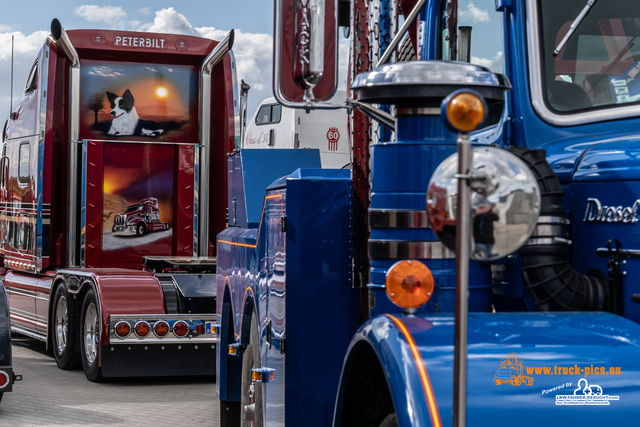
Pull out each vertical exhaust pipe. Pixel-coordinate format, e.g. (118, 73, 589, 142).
(197, 30, 235, 257)
(458, 26, 472, 63)
(239, 80, 251, 149)
(50, 18, 81, 267)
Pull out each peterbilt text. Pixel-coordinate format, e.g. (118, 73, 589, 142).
(114, 36, 166, 49)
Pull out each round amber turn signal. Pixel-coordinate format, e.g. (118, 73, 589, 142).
(385, 260, 434, 309)
(445, 91, 486, 132)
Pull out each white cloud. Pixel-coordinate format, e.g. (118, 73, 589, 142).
(198, 26, 273, 113)
(471, 51, 503, 73)
(139, 7, 151, 15)
(0, 30, 50, 118)
(75, 5, 128, 24)
(460, 2, 490, 23)
(143, 7, 197, 35)
(0, 30, 49, 62)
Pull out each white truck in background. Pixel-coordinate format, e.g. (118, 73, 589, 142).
(243, 90, 350, 169)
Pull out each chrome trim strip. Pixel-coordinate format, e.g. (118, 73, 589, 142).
(37, 43, 51, 272)
(395, 107, 440, 116)
(527, 0, 640, 126)
(108, 314, 218, 345)
(537, 216, 569, 225)
(596, 247, 640, 259)
(524, 237, 571, 245)
(5, 287, 37, 298)
(369, 209, 430, 229)
(77, 139, 194, 146)
(10, 307, 39, 321)
(531, 224, 565, 237)
(368, 240, 455, 259)
(10, 324, 47, 342)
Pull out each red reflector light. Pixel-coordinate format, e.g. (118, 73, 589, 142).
(114, 321, 131, 338)
(154, 321, 170, 337)
(196, 323, 204, 334)
(173, 321, 189, 337)
(134, 321, 150, 338)
(0, 372, 9, 389)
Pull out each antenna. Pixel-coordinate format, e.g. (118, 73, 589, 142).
(10, 35, 14, 117)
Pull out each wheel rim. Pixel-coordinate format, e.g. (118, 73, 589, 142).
(54, 294, 68, 355)
(83, 303, 99, 365)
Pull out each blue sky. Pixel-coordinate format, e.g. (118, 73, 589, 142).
(0, 2, 277, 120)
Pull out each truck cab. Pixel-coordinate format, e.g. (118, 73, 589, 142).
(243, 90, 350, 169)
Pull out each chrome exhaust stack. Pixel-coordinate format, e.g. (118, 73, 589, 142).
(197, 30, 235, 257)
(50, 18, 81, 267)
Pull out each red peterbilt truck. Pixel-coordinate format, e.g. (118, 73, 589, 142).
(0, 19, 238, 381)
(112, 197, 170, 236)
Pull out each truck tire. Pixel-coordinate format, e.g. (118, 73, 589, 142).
(241, 319, 263, 427)
(80, 289, 104, 382)
(136, 223, 146, 236)
(379, 413, 398, 427)
(52, 285, 81, 370)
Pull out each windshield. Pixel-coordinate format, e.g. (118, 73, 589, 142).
(539, 0, 640, 113)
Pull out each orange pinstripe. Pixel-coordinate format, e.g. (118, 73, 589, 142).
(385, 314, 443, 427)
(218, 193, 283, 249)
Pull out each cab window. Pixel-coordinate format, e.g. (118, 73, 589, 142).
(18, 143, 30, 186)
(25, 60, 38, 94)
(539, 0, 640, 112)
(256, 104, 283, 125)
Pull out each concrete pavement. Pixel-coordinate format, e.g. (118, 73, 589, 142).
(0, 335, 219, 426)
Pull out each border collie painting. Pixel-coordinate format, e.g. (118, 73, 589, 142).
(106, 89, 165, 137)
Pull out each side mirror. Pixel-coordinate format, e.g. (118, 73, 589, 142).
(427, 146, 541, 261)
(273, 0, 339, 106)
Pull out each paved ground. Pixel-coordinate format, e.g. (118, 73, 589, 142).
(0, 335, 219, 426)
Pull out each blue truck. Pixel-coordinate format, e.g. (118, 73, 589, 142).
(217, 0, 640, 425)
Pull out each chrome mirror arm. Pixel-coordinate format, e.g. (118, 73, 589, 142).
(345, 99, 396, 132)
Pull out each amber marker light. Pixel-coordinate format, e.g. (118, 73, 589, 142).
(252, 368, 276, 383)
(442, 90, 487, 133)
(386, 260, 434, 309)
